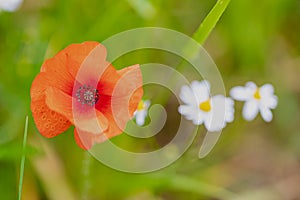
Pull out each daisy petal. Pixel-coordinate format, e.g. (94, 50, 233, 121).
(260, 84, 274, 95)
(192, 112, 204, 125)
(259, 83, 278, 109)
(135, 111, 147, 126)
(225, 97, 235, 123)
(190, 80, 210, 103)
(204, 114, 223, 132)
(261, 95, 278, 109)
(144, 100, 151, 109)
(205, 95, 234, 131)
(179, 85, 197, 106)
(211, 95, 227, 121)
(178, 105, 194, 118)
(242, 100, 259, 121)
(260, 107, 273, 122)
(245, 81, 257, 89)
(0, 0, 23, 12)
(230, 86, 250, 101)
(178, 105, 202, 124)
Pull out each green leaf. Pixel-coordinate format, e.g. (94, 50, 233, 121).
(192, 0, 231, 45)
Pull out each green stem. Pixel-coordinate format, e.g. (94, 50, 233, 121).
(156, 0, 230, 104)
(18, 116, 28, 200)
(192, 0, 230, 45)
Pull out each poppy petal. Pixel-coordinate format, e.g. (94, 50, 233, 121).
(44, 87, 73, 119)
(94, 65, 144, 139)
(45, 87, 108, 134)
(84, 65, 143, 143)
(101, 114, 124, 139)
(31, 73, 49, 101)
(110, 64, 143, 130)
(97, 63, 122, 96)
(64, 42, 107, 79)
(74, 128, 94, 150)
(31, 42, 144, 150)
(73, 45, 109, 87)
(40, 52, 74, 95)
(94, 63, 123, 115)
(31, 95, 71, 138)
(74, 128, 108, 150)
(30, 71, 73, 101)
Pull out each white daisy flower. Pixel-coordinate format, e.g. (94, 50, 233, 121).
(230, 82, 278, 122)
(0, 0, 23, 12)
(134, 99, 151, 126)
(178, 80, 234, 132)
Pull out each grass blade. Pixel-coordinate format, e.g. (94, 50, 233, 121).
(193, 0, 231, 45)
(18, 116, 28, 200)
(157, 0, 231, 103)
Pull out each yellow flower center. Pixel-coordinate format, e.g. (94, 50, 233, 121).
(253, 89, 261, 100)
(199, 99, 211, 112)
(137, 100, 145, 111)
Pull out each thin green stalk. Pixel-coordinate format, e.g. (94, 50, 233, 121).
(18, 116, 28, 200)
(192, 0, 230, 45)
(156, 0, 231, 104)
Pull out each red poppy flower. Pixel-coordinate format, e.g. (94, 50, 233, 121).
(30, 41, 143, 149)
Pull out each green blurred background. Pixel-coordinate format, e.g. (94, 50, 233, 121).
(1, 0, 300, 199)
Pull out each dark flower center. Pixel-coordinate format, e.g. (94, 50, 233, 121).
(76, 84, 99, 106)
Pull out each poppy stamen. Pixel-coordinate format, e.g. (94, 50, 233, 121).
(76, 84, 99, 106)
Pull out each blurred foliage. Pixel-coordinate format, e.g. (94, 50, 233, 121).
(0, 0, 300, 199)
